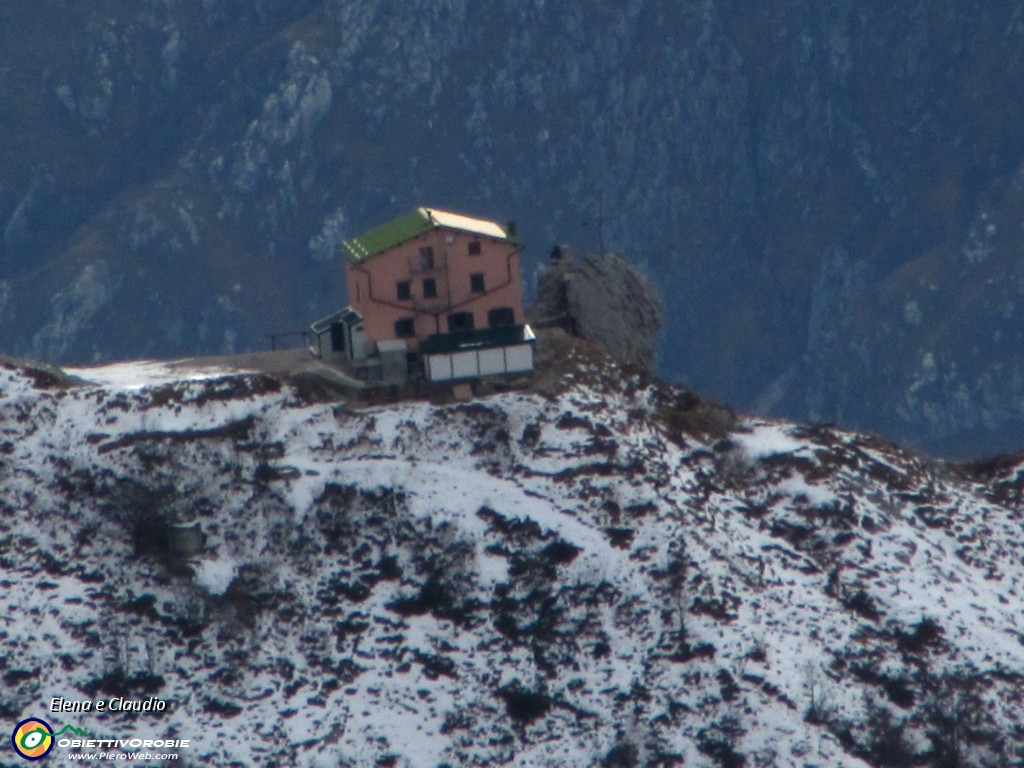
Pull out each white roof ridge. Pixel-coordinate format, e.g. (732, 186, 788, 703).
(422, 207, 508, 240)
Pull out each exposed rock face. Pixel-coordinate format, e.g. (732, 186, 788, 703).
(2, 2, 1024, 455)
(532, 250, 663, 373)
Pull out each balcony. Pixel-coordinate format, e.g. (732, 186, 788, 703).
(413, 298, 451, 315)
(408, 249, 449, 276)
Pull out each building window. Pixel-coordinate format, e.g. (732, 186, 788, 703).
(448, 312, 475, 332)
(468, 240, 482, 255)
(394, 318, 415, 338)
(488, 307, 515, 328)
(423, 278, 437, 299)
(396, 280, 411, 301)
(470, 273, 485, 293)
(419, 246, 434, 270)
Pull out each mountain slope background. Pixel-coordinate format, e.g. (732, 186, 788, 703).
(3, 1, 1024, 458)
(2, 337, 1024, 766)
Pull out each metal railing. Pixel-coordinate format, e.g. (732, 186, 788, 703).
(267, 331, 313, 350)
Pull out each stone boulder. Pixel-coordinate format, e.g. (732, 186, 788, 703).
(531, 249, 663, 374)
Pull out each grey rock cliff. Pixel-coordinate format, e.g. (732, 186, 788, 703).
(532, 250, 662, 374)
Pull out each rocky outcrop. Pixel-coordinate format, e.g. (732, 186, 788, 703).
(532, 250, 663, 374)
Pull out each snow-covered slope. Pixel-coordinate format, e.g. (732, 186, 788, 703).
(1, 349, 1023, 767)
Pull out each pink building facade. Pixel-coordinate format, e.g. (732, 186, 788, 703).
(343, 208, 526, 351)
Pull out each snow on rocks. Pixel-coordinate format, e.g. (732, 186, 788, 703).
(1, 356, 1023, 767)
(65, 359, 244, 390)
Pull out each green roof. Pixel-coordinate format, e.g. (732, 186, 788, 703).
(419, 324, 535, 355)
(341, 207, 513, 263)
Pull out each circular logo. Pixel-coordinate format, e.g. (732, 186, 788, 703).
(11, 718, 54, 761)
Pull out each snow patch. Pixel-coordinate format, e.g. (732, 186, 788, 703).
(735, 422, 807, 459)
(65, 360, 241, 390)
(194, 557, 238, 595)
(778, 475, 836, 507)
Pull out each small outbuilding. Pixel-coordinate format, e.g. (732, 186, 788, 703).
(310, 307, 366, 364)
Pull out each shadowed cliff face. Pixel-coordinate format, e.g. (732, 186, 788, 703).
(2, 0, 1024, 457)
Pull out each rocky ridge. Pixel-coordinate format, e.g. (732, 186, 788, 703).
(1, 343, 1024, 766)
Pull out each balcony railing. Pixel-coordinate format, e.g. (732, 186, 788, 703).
(412, 298, 451, 314)
(408, 250, 449, 276)
(409, 264, 447, 277)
